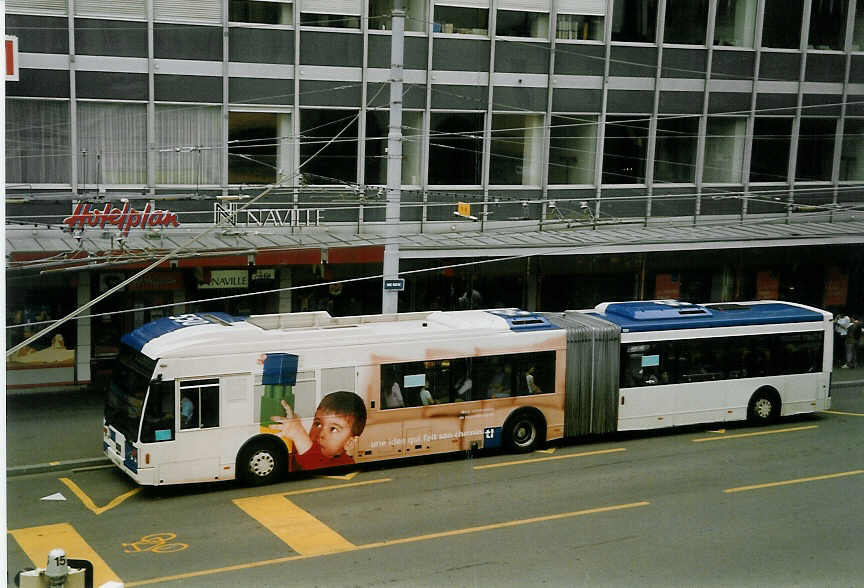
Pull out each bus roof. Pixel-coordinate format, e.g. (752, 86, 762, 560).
(590, 300, 827, 333)
(122, 308, 558, 359)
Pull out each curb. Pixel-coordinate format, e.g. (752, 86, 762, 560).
(832, 379, 864, 388)
(7, 457, 111, 477)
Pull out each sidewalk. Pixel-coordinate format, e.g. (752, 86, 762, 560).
(6, 368, 864, 477)
(831, 365, 864, 386)
(6, 387, 107, 474)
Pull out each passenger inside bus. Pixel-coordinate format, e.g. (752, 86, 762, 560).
(525, 365, 542, 394)
(454, 373, 472, 401)
(487, 364, 512, 398)
(384, 380, 405, 408)
(180, 395, 196, 429)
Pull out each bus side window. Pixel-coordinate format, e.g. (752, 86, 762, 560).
(179, 379, 220, 429)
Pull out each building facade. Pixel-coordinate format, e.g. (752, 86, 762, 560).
(5, 0, 864, 390)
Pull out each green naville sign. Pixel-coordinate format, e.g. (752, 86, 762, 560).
(384, 279, 405, 291)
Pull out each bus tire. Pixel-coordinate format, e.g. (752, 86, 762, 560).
(747, 387, 781, 424)
(503, 410, 545, 454)
(237, 437, 286, 486)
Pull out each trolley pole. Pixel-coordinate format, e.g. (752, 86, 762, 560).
(382, 0, 404, 314)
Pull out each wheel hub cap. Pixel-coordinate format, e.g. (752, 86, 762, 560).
(250, 451, 275, 477)
(755, 399, 772, 418)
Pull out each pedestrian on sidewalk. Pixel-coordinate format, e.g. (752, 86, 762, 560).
(846, 317, 862, 369)
(835, 312, 852, 367)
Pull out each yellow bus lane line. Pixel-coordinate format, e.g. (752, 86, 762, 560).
(692, 424, 818, 443)
(473, 447, 627, 470)
(9, 522, 123, 586)
(822, 410, 864, 417)
(59, 477, 142, 515)
(127, 500, 651, 587)
(724, 470, 864, 493)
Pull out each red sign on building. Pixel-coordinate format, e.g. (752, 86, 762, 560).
(6, 35, 19, 81)
(655, 273, 680, 299)
(823, 267, 848, 307)
(756, 270, 779, 300)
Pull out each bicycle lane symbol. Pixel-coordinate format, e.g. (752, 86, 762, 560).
(122, 533, 188, 554)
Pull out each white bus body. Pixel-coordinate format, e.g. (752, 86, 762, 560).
(103, 300, 832, 486)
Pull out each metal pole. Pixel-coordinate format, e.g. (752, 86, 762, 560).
(382, 0, 404, 314)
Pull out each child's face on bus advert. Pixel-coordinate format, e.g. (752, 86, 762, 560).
(310, 410, 354, 457)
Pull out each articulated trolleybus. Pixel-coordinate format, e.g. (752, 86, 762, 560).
(104, 300, 832, 486)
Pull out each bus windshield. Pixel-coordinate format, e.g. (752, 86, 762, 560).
(105, 347, 157, 441)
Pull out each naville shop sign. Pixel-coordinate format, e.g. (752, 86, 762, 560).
(63, 202, 180, 235)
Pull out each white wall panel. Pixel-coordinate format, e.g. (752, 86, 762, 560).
(155, 0, 222, 23)
(301, 0, 362, 15)
(557, 0, 606, 16)
(6, 0, 67, 15)
(75, 0, 145, 19)
(498, 0, 550, 12)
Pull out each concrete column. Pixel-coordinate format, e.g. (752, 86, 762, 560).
(76, 276, 92, 383)
(173, 282, 186, 316)
(278, 268, 293, 313)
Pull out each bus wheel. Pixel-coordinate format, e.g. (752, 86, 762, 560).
(747, 388, 780, 424)
(238, 440, 284, 486)
(504, 411, 545, 453)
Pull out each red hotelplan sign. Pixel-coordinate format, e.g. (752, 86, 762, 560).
(6, 35, 19, 81)
(63, 202, 180, 235)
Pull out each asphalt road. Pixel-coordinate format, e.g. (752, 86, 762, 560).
(6, 386, 864, 588)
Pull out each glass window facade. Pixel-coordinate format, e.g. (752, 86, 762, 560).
(714, 0, 757, 48)
(496, 10, 549, 39)
(548, 115, 597, 185)
(6, 2, 864, 228)
(611, 0, 658, 43)
(750, 118, 793, 182)
(664, 0, 708, 45)
(603, 116, 650, 184)
(654, 117, 699, 183)
(703, 117, 746, 183)
(428, 112, 483, 185)
(762, 0, 804, 49)
(434, 5, 488, 35)
(230, 0, 293, 25)
(556, 13, 603, 41)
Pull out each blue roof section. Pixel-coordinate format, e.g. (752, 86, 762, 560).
(592, 301, 824, 332)
(487, 309, 559, 332)
(121, 312, 242, 351)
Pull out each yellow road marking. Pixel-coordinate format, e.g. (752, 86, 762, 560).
(473, 447, 626, 470)
(233, 495, 356, 555)
(127, 500, 650, 587)
(318, 471, 360, 480)
(692, 425, 818, 443)
(537, 447, 557, 454)
(823, 410, 864, 417)
(361, 501, 650, 548)
(724, 470, 864, 493)
(9, 522, 123, 586)
(282, 478, 391, 496)
(59, 477, 142, 515)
